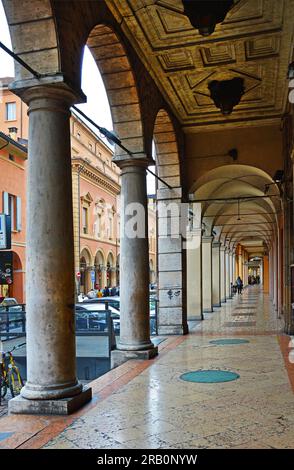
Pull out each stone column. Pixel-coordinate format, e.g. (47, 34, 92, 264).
(202, 236, 213, 312)
(220, 245, 226, 303)
(225, 248, 231, 299)
(187, 228, 203, 320)
(9, 84, 91, 414)
(72, 166, 80, 297)
(112, 158, 158, 366)
(232, 253, 236, 292)
(238, 246, 243, 280)
(212, 242, 221, 307)
(157, 187, 188, 335)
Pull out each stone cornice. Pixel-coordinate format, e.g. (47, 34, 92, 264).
(72, 157, 120, 195)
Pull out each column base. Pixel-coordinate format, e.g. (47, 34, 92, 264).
(111, 346, 158, 368)
(8, 387, 92, 416)
(203, 308, 213, 313)
(188, 316, 203, 321)
(157, 324, 189, 335)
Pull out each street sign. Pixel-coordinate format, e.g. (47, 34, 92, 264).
(90, 271, 95, 282)
(0, 214, 11, 250)
(76, 271, 81, 279)
(0, 251, 13, 285)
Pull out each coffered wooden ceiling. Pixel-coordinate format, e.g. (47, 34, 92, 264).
(107, 0, 294, 131)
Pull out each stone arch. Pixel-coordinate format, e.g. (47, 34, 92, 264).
(86, 24, 145, 159)
(80, 247, 92, 293)
(94, 249, 105, 289)
(2, 0, 61, 80)
(9, 251, 24, 303)
(153, 109, 181, 190)
(106, 251, 115, 288)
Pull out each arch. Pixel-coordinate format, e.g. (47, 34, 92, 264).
(80, 247, 92, 293)
(94, 249, 105, 268)
(106, 251, 115, 288)
(191, 164, 280, 254)
(153, 109, 181, 189)
(2, 0, 60, 81)
(86, 24, 145, 159)
(9, 251, 24, 303)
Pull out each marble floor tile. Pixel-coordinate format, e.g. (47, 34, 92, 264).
(42, 286, 294, 450)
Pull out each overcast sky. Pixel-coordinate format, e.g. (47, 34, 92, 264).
(0, 1, 155, 193)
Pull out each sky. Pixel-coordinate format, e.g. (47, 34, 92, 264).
(0, 1, 155, 193)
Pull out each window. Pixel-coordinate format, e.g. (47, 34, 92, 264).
(77, 132, 81, 139)
(5, 102, 16, 121)
(88, 143, 93, 151)
(2, 192, 21, 231)
(82, 207, 88, 234)
(9, 154, 14, 162)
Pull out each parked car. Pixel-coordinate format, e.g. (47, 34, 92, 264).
(0, 297, 22, 312)
(75, 302, 120, 333)
(78, 296, 157, 335)
(0, 298, 23, 331)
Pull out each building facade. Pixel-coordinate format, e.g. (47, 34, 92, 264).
(0, 78, 157, 300)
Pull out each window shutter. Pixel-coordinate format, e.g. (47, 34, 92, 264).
(3, 192, 9, 215)
(16, 197, 22, 231)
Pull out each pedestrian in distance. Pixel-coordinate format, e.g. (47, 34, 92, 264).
(236, 276, 243, 294)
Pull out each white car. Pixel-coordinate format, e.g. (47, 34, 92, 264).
(75, 302, 120, 333)
(81, 296, 157, 334)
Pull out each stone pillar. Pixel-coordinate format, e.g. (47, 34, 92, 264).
(232, 253, 236, 289)
(72, 167, 80, 296)
(273, 238, 278, 309)
(157, 187, 188, 335)
(202, 236, 213, 312)
(9, 84, 91, 415)
(229, 251, 234, 297)
(225, 248, 231, 299)
(212, 242, 221, 307)
(238, 246, 243, 280)
(187, 228, 203, 320)
(112, 159, 158, 365)
(220, 245, 226, 303)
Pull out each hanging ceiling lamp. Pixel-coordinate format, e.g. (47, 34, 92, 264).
(208, 77, 245, 115)
(182, 0, 235, 36)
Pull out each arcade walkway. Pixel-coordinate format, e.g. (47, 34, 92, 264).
(0, 286, 293, 449)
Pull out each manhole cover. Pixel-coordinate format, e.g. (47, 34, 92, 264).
(209, 339, 249, 345)
(180, 370, 240, 383)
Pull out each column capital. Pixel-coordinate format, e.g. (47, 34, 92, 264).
(9, 74, 86, 106)
(189, 228, 202, 237)
(114, 157, 154, 171)
(202, 235, 214, 243)
(212, 241, 221, 248)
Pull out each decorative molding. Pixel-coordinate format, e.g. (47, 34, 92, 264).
(158, 49, 194, 72)
(245, 35, 280, 60)
(200, 43, 236, 66)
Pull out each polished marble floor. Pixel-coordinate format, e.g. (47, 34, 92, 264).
(41, 286, 294, 449)
(0, 286, 293, 449)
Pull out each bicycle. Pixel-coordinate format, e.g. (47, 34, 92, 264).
(0, 342, 25, 400)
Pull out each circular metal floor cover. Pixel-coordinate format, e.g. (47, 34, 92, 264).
(209, 339, 249, 345)
(180, 370, 240, 383)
